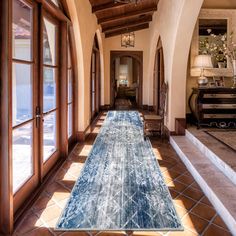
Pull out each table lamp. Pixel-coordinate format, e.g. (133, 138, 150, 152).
(193, 55, 213, 86)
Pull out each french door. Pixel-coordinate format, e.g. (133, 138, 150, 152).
(12, 0, 39, 209)
(153, 40, 164, 115)
(90, 47, 100, 121)
(41, 13, 60, 175)
(11, 0, 61, 211)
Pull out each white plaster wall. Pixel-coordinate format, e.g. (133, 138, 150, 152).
(147, 0, 203, 131)
(66, 0, 105, 131)
(67, 0, 205, 132)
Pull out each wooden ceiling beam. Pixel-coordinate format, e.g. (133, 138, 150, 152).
(103, 20, 152, 34)
(102, 14, 152, 32)
(98, 5, 157, 24)
(92, 2, 125, 13)
(105, 23, 149, 38)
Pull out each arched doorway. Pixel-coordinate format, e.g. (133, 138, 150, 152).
(153, 38, 164, 115)
(90, 34, 101, 122)
(110, 51, 143, 109)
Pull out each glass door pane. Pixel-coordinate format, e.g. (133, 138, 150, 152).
(91, 52, 96, 115)
(67, 68, 73, 138)
(12, 0, 32, 61)
(42, 16, 58, 163)
(43, 112, 57, 161)
(12, 0, 35, 194)
(43, 18, 56, 65)
(68, 104, 72, 137)
(43, 67, 56, 112)
(13, 123, 33, 193)
(12, 63, 33, 126)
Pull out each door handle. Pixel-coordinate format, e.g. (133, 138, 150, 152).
(36, 106, 41, 128)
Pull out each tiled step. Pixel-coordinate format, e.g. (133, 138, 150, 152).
(186, 129, 236, 186)
(170, 136, 236, 235)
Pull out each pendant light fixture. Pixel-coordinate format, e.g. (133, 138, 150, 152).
(121, 31, 135, 47)
(115, 0, 139, 47)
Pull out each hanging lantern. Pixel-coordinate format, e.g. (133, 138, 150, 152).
(121, 31, 135, 47)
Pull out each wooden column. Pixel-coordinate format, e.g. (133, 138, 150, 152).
(0, 0, 14, 235)
(59, 21, 68, 158)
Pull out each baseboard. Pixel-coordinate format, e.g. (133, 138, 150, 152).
(175, 118, 186, 135)
(170, 131, 177, 136)
(77, 112, 104, 142)
(164, 126, 172, 140)
(77, 124, 91, 142)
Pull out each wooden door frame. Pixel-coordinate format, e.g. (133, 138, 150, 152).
(90, 35, 101, 123)
(0, 0, 78, 234)
(153, 38, 164, 114)
(110, 51, 143, 108)
(0, 0, 13, 234)
(40, 9, 62, 178)
(11, 0, 40, 214)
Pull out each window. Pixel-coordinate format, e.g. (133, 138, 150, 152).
(67, 41, 73, 138)
(12, 0, 34, 193)
(42, 16, 58, 162)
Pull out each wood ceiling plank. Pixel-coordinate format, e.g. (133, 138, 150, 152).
(89, 0, 159, 35)
(92, 2, 125, 13)
(98, 5, 157, 24)
(102, 15, 152, 33)
(105, 23, 149, 37)
(102, 14, 152, 31)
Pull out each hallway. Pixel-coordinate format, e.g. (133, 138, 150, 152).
(13, 112, 230, 236)
(1, 0, 236, 235)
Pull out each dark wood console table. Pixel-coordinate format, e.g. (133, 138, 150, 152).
(189, 87, 236, 128)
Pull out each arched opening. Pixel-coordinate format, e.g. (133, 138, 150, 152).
(153, 38, 165, 114)
(90, 34, 101, 122)
(110, 51, 143, 109)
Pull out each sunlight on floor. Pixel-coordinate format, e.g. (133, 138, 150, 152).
(152, 147, 162, 159)
(79, 145, 93, 156)
(93, 127, 101, 134)
(13, 113, 231, 236)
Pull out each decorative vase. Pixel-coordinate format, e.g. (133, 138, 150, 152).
(232, 60, 236, 88)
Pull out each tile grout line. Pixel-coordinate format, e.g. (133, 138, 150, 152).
(200, 213, 218, 236)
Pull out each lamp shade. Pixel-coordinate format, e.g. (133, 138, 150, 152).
(193, 55, 213, 68)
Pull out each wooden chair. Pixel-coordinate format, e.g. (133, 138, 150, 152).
(143, 82, 167, 139)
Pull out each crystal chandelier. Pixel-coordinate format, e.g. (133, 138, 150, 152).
(114, 0, 141, 4)
(121, 31, 135, 47)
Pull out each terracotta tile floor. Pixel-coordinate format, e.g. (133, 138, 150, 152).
(14, 112, 232, 236)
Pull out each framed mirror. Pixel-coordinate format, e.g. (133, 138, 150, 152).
(199, 19, 227, 68)
(190, 9, 235, 77)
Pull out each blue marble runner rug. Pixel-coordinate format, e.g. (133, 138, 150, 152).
(56, 111, 182, 231)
